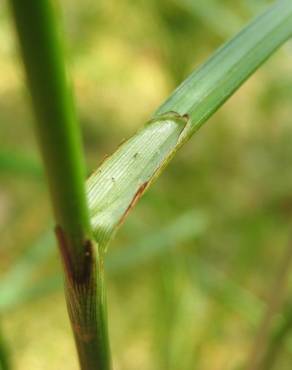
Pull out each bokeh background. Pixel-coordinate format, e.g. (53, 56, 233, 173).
(1, 0, 292, 369)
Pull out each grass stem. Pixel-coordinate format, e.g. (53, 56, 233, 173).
(244, 238, 292, 370)
(9, 1, 111, 369)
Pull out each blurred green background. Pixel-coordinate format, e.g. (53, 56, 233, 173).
(1, 0, 292, 369)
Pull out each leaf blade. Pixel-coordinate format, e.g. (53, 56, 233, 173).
(155, 0, 292, 141)
(87, 0, 292, 249)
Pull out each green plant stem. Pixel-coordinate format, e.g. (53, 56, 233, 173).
(0, 326, 10, 370)
(244, 238, 292, 370)
(260, 300, 292, 370)
(9, 1, 111, 369)
(9, 0, 89, 270)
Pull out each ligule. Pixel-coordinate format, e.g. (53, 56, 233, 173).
(87, 112, 188, 250)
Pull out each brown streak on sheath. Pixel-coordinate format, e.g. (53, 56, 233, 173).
(118, 182, 148, 226)
(72, 324, 95, 343)
(55, 227, 97, 346)
(55, 226, 94, 286)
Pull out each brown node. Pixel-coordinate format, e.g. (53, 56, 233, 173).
(55, 226, 95, 286)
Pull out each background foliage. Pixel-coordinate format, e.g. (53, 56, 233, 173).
(1, 0, 292, 369)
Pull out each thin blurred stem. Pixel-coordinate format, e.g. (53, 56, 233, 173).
(260, 300, 292, 370)
(9, 1, 111, 369)
(0, 326, 11, 370)
(244, 237, 292, 370)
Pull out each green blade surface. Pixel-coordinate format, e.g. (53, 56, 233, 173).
(87, 0, 292, 250)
